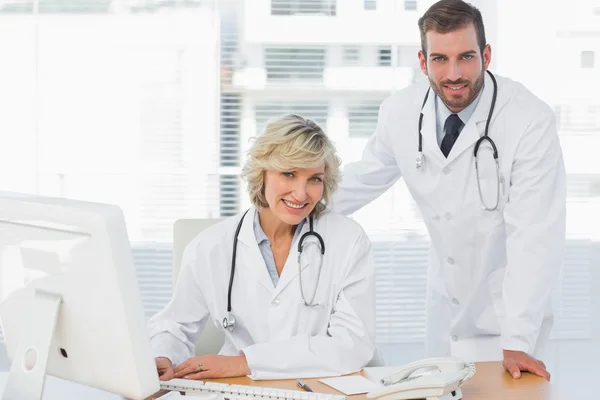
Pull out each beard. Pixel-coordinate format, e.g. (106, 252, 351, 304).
(429, 70, 485, 112)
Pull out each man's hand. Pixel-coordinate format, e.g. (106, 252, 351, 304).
(155, 357, 175, 381)
(173, 354, 251, 380)
(502, 350, 550, 381)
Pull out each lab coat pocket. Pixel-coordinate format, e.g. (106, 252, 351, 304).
(471, 173, 508, 238)
(297, 301, 331, 336)
(471, 141, 508, 211)
(296, 273, 335, 335)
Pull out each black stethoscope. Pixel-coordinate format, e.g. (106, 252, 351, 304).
(222, 209, 326, 332)
(417, 70, 500, 211)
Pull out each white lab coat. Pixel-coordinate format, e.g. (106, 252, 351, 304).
(333, 72, 566, 362)
(148, 207, 376, 380)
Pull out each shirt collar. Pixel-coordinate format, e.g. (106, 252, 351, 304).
(253, 210, 307, 244)
(253, 210, 270, 245)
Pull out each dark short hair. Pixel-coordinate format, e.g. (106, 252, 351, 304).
(418, 0, 487, 57)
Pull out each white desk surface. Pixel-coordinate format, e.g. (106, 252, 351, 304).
(0, 372, 131, 400)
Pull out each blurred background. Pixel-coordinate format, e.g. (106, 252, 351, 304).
(0, 0, 598, 396)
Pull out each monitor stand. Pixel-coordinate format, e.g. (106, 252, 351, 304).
(2, 289, 62, 400)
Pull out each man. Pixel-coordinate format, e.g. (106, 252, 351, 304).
(332, 0, 566, 381)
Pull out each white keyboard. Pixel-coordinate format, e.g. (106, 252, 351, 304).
(160, 378, 347, 400)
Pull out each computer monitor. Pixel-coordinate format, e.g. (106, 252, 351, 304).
(0, 192, 160, 400)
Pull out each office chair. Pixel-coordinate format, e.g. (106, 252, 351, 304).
(173, 218, 225, 356)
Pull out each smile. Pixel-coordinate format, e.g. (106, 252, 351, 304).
(282, 199, 306, 209)
(446, 85, 467, 91)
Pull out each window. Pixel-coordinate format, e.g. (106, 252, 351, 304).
(0, 0, 205, 14)
(379, 47, 392, 66)
(364, 0, 377, 11)
(404, 0, 417, 11)
(220, 95, 241, 168)
(0, 1, 33, 13)
(271, 0, 336, 16)
(343, 46, 360, 65)
(348, 102, 381, 138)
(567, 174, 600, 200)
(265, 47, 326, 82)
(581, 51, 595, 68)
(0, 2, 226, 371)
(220, 175, 240, 217)
(555, 104, 600, 131)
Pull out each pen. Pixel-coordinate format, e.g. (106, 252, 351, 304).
(297, 379, 314, 392)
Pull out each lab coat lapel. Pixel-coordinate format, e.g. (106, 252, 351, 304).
(272, 220, 311, 298)
(445, 72, 495, 164)
(420, 88, 446, 167)
(236, 208, 275, 296)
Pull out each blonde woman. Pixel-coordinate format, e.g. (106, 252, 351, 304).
(148, 114, 376, 381)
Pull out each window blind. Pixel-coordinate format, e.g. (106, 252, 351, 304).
(404, 0, 418, 11)
(555, 104, 600, 131)
(265, 47, 326, 83)
(270, 0, 336, 16)
(255, 101, 328, 133)
(348, 102, 381, 138)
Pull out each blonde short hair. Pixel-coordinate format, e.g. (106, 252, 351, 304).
(242, 114, 341, 217)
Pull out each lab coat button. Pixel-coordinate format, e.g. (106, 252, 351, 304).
(447, 257, 455, 265)
(272, 298, 280, 306)
(443, 167, 451, 174)
(451, 335, 458, 341)
(444, 212, 452, 220)
(452, 298, 459, 305)
(432, 215, 440, 221)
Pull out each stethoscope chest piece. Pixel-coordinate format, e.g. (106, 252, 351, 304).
(222, 313, 235, 332)
(416, 152, 426, 171)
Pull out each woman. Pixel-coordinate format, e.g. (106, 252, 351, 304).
(148, 114, 376, 381)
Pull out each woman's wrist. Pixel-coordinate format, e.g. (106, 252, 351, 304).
(235, 355, 251, 376)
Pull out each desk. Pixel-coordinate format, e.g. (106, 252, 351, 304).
(153, 362, 558, 400)
(0, 362, 559, 400)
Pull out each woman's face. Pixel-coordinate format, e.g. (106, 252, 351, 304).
(263, 163, 325, 225)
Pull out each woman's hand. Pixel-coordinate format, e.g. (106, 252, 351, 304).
(155, 357, 175, 381)
(173, 354, 251, 380)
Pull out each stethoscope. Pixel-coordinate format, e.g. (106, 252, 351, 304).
(222, 209, 326, 332)
(416, 70, 500, 211)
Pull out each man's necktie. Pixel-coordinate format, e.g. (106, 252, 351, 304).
(440, 113, 463, 158)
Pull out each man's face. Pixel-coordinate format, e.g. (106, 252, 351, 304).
(418, 23, 491, 113)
